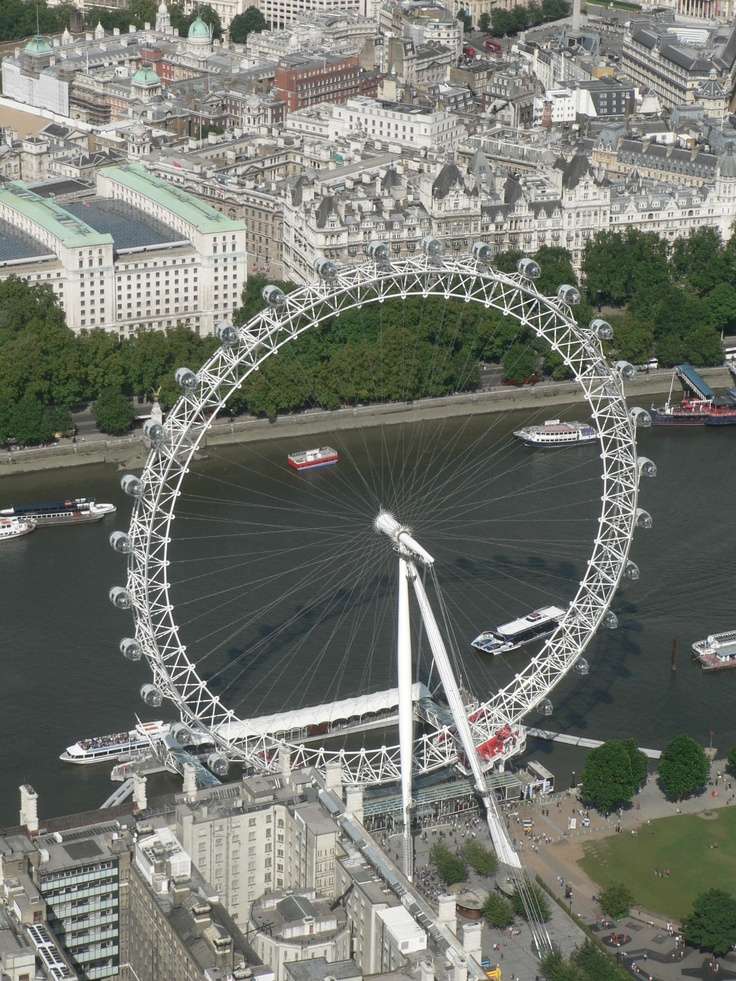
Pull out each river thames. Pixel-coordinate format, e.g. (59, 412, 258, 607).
(1, 407, 734, 826)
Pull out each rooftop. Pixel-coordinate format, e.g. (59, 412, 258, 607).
(0, 182, 112, 249)
(100, 164, 244, 234)
(0, 218, 53, 264)
(65, 198, 187, 250)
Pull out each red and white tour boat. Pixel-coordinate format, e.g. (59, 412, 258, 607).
(287, 447, 339, 471)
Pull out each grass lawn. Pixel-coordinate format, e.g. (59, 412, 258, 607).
(579, 807, 736, 920)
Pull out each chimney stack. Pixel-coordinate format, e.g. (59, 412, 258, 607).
(437, 894, 457, 936)
(133, 774, 147, 812)
(182, 763, 197, 800)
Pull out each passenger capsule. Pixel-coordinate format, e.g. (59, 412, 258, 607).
(368, 241, 390, 262)
(175, 367, 198, 391)
(121, 474, 143, 498)
(314, 258, 338, 279)
(422, 236, 442, 258)
(540, 698, 554, 717)
(630, 406, 652, 428)
(590, 318, 613, 341)
(140, 684, 162, 708)
(207, 753, 229, 777)
(216, 321, 239, 347)
(120, 637, 141, 661)
(603, 609, 619, 629)
(635, 508, 653, 529)
(262, 285, 287, 307)
(615, 360, 636, 380)
(557, 284, 581, 306)
(574, 657, 590, 676)
(109, 586, 131, 610)
(638, 456, 657, 478)
(517, 257, 541, 280)
(143, 419, 165, 447)
(109, 531, 131, 554)
(170, 722, 192, 745)
(471, 242, 493, 262)
(624, 560, 640, 581)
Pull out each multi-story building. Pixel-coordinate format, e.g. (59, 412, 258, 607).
(244, 12, 378, 63)
(250, 890, 350, 980)
(0, 163, 246, 335)
(622, 19, 736, 116)
(255, 0, 375, 31)
(274, 54, 373, 113)
(329, 97, 466, 150)
(533, 79, 634, 126)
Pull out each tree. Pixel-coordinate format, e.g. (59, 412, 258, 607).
(684, 889, 736, 957)
(534, 245, 576, 296)
(502, 342, 538, 384)
(583, 229, 669, 308)
(2, 395, 60, 446)
(229, 5, 266, 42)
(93, 387, 135, 435)
(430, 843, 466, 885)
(658, 734, 709, 801)
(608, 313, 655, 365)
(705, 282, 736, 333)
(511, 882, 550, 921)
(580, 739, 646, 814)
(479, 11, 491, 30)
(670, 227, 726, 295)
(463, 840, 498, 876)
(483, 891, 514, 928)
(598, 882, 634, 919)
(726, 746, 736, 778)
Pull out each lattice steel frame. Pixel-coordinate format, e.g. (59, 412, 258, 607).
(122, 255, 642, 784)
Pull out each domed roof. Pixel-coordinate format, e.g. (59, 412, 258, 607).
(188, 15, 211, 40)
(158, 0, 168, 10)
(132, 65, 161, 87)
(24, 35, 52, 57)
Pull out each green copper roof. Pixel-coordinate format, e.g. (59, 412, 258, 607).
(188, 15, 211, 39)
(24, 35, 53, 56)
(99, 164, 244, 234)
(0, 182, 112, 249)
(132, 65, 161, 86)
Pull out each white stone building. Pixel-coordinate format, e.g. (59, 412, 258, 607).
(329, 96, 467, 150)
(0, 163, 246, 335)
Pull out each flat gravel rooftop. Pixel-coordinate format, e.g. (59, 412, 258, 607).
(0, 219, 52, 262)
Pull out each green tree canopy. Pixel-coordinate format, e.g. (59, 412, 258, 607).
(170, 1, 222, 39)
(534, 245, 577, 295)
(658, 734, 709, 801)
(483, 891, 514, 927)
(583, 229, 669, 307)
(463, 840, 498, 876)
(229, 5, 267, 42)
(93, 387, 136, 435)
(430, 843, 466, 885)
(670, 227, 726, 295)
(502, 342, 538, 384)
(0, 0, 74, 41)
(705, 282, 736, 334)
(727, 746, 736, 777)
(581, 739, 647, 814)
(598, 882, 634, 919)
(684, 889, 736, 957)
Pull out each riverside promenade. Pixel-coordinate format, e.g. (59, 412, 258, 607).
(1, 365, 732, 476)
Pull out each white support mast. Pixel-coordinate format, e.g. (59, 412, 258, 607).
(375, 510, 520, 870)
(397, 555, 414, 880)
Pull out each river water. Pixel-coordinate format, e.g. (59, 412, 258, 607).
(1, 406, 734, 826)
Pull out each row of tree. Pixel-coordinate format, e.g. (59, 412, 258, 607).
(0, 0, 75, 41)
(85, 1, 223, 39)
(582, 226, 733, 366)
(580, 733, 709, 814)
(481, 0, 571, 37)
(542, 938, 633, 981)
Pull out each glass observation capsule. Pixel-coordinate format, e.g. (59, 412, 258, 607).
(557, 284, 581, 306)
(207, 753, 229, 777)
(140, 684, 162, 708)
(635, 508, 653, 530)
(120, 474, 143, 498)
(109, 586, 131, 610)
(368, 241, 389, 262)
(143, 419, 165, 447)
(120, 637, 142, 661)
(109, 531, 131, 554)
(574, 657, 590, 676)
(540, 699, 554, 717)
(315, 258, 338, 279)
(170, 722, 192, 745)
(638, 457, 657, 479)
(603, 609, 619, 629)
(630, 407, 652, 428)
(422, 236, 442, 258)
(471, 242, 493, 262)
(589, 318, 613, 340)
(518, 257, 541, 280)
(216, 321, 238, 346)
(624, 560, 640, 581)
(615, 360, 636, 380)
(262, 285, 287, 307)
(175, 367, 198, 391)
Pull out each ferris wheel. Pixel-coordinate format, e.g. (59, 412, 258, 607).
(108, 247, 653, 884)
